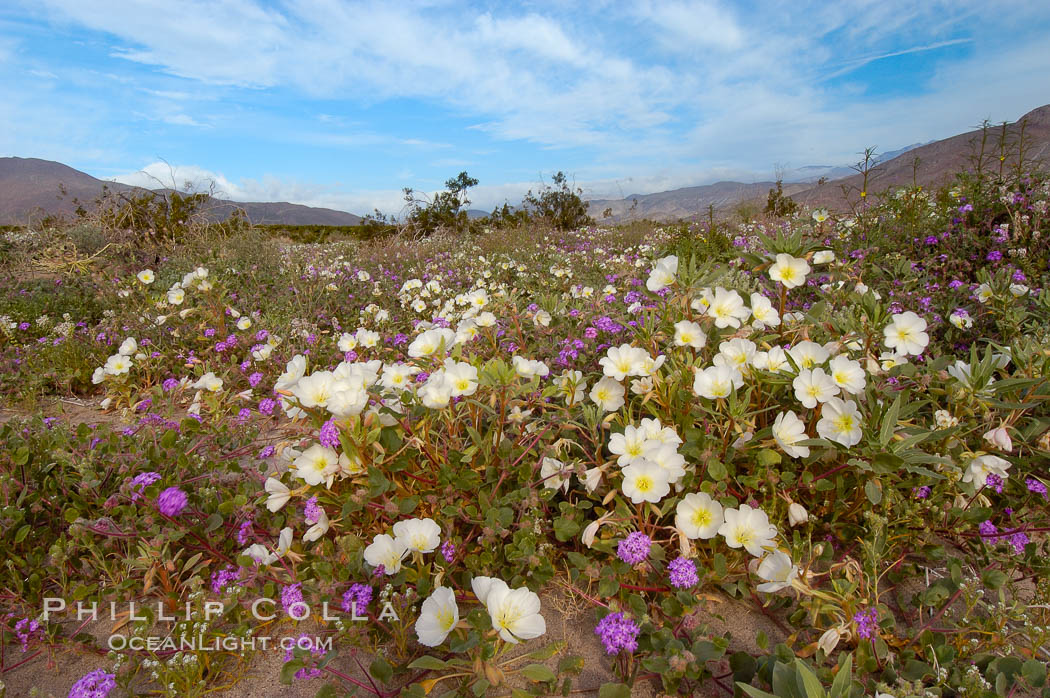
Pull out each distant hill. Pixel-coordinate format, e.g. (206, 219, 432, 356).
(587, 180, 809, 222)
(586, 104, 1050, 221)
(791, 105, 1050, 210)
(0, 157, 363, 226)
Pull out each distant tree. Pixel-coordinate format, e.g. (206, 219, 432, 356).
(764, 179, 798, 218)
(403, 171, 478, 237)
(521, 171, 593, 230)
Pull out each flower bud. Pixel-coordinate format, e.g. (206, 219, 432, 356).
(817, 626, 841, 655)
(983, 426, 1012, 452)
(788, 502, 809, 527)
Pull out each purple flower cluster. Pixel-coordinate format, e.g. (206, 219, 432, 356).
(985, 473, 1004, 494)
(853, 607, 878, 640)
(68, 669, 117, 698)
(341, 583, 373, 614)
(281, 583, 305, 616)
(594, 612, 641, 655)
(258, 445, 276, 459)
(667, 557, 699, 589)
(1027, 478, 1048, 499)
(211, 565, 241, 594)
(157, 487, 188, 517)
(303, 497, 322, 525)
(319, 419, 340, 448)
(128, 471, 161, 501)
(617, 532, 651, 564)
(441, 539, 456, 563)
(14, 617, 41, 651)
(913, 485, 931, 500)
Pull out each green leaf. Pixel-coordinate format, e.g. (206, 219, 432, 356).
(369, 657, 393, 684)
(280, 660, 304, 685)
(794, 659, 826, 698)
(598, 683, 632, 698)
(407, 656, 449, 670)
(737, 685, 778, 698)
(13, 524, 31, 544)
(1021, 659, 1047, 687)
(520, 664, 556, 682)
(981, 569, 1008, 590)
(864, 479, 882, 505)
(205, 513, 223, 532)
(829, 655, 852, 698)
(880, 395, 901, 447)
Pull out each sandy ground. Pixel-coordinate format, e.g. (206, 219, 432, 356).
(2, 586, 785, 697)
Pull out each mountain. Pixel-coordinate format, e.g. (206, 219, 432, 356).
(587, 180, 809, 222)
(791, 105, 1050, 210)
(586, 104, 1050, 221)
(0, 157, 363, 226)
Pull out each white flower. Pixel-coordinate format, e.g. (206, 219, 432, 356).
(275, 355, 307, 392)
(879, 352, 908, 371)
(675, 492, 724, 539)
(471, 576, 508, 606)
(963, 454, 1011, 488)
(755, 551, 799, 592)
(812, 250, 835, 264)
(408, 328, 456, 358)
(599, 344, 649, 380)
(817, 627, 842, 655)
(828, 355, 865, 395)
(673, 320, 706, 349)
(419, 372, 453, 409)
(975, 283, 993, 303)
(167, 287, 186, 305)
(236, 316, 252, 331)
(718, 505, 777, 556)
(749, 292, 780, 328)
(264, 477, 291, 512)
(715, 337, 753, 367)
(753, 347, 790, 373)
(104, 354, 132, 376)
(91, 366, 106, 384)
(533, 309, 551, 327)
(883, 311, 929, 356)
(557, 370, 586, 406)
(816, 397, 863, 447)
(539, 457, 571, 493)
(949, 308, 973, 329)
(363, 533, 407, 574)
(983, 426, 1012, 452)
(621, 460, 671, 504)
(392, 518, 442, 554)
(787, 503, 808, 527)
(646, 255, 678, 292)
(693, 365, 743, 400)
(768, 253, 810, 289)
(192, 372, 223, 392)
(444, 360, 479, 396)
(484, 584, 546, 644)
(812, 209, 829, 223)
(303, 508, 330, 543)
(293, 444, 340, 487)
(793, 368, 838, 409)
(608, 425, 650, 467)
(136, 269, 155, 284)
(415, 586, 460, 647)
(118, 337, 138, 356)
(772, 411, 810, 459)
(934, 409, 959, 428)
(788, 341, 829, 370)
(590, 376, 626, 412)
(706, 287, 750, 329)
(512, 355, 550, 379)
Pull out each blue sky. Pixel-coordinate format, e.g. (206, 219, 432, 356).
(2, 1, 1049, 215)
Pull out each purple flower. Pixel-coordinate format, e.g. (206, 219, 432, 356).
(667, 557, 699, 589)
(258, 445, 276, 459)
(248, 371, 263, 387)
(281, 583, 305, 616)
(319, 419, 340, 448)
(283, 633, 325, 680)
(156, 487, 188, 517)
(303, 496, 322, 525)
(594, 612, 640, 655)
(979, 520, 998, 538)
(1026, 478, 1047, 499)
(162, 378, 179, 392)
(68, 669, 117, 698)
(341, 583, 373, 614)
(913, 485, 931, 500)
(987, 250, 1002, 262)
(985, 473, 1004, 494)
(617, 532, 651, 565)
(211, 565, 241, 594)
(129, 472, 161, 501)
(853, 607, 878, 640)
(14, 617, 41, 651)
(440, 540, 456, 563)
(1009, 531, 1030, 553)
(236, 519, 253, 546)
(258, 398, 276, 415)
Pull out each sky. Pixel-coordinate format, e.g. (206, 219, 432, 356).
(2, 1, 1049, 216)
